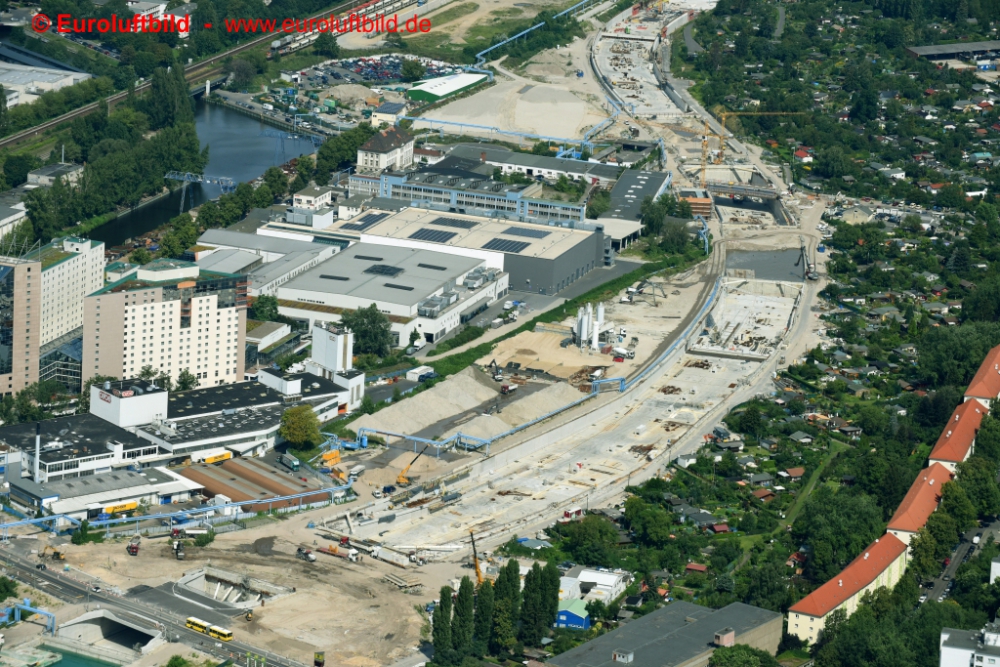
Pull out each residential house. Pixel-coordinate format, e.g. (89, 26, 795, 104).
(886, 462, 952, 546)
(789, 431, 814, 444)
(753, 488, 776, 502)
(750, 473, 774, 487)
(785, 467, 806, 482)
(929, 401, 985, 472)
(842, 205, 874, 223)
(554, 599, 590, 630)
(964, 344, 1000, 407)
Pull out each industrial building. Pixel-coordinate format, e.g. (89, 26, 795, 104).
(82, 259, 248, 388)
(178, 457, 330, 512)
(906, 40, 1000, 60)
(405, 73, 487, 103)
(357, 126, 415, 172)
(0, 63, 91, 104)
(276, 242, 508, 346)
(9, 467, 203, 522)
(353, 167, 587, 224)
(27, 163, 84, 187)
(326, 208, 611, 296)
(597, 170, 673, 250)
(444, 144, 623, 187)
(548, 601, 781, 667)
(195, 229, 338, 264)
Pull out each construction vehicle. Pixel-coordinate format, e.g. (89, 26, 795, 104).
(173, 540, 186, 560)
(245, 610, 253, 622)
(279, 453, 301, 472)
(501, 383, 518, 395)
(397, 445, 429, 487)
(318, 544, 361, 562)
(470, 530, 484, 586)
(487, 359, 503, 381)
(796, 236, 818, 280)
(40, 546, 65, 561)
(172, 526, 210, 539)
(126, 535, 140, 556)
(296, 547, 317, 562)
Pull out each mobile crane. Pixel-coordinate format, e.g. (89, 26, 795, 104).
(397, 445, 430, 487)
(470, 530, 484, 586)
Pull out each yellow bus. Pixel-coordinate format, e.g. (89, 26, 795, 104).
(208, 626, 234, 642)
(186, 617, 210, 634)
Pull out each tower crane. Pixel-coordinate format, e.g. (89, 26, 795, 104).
(470, 530, 484, 586)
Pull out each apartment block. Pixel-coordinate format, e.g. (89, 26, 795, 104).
(83, 259, 248, 388)
(30, 236, 105, 346)
(0, 258, 41, 395)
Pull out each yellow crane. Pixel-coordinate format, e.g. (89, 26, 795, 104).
(397, 444, 430, 487)
(470, 530, 484, 586)
(642, 120, 726, 188)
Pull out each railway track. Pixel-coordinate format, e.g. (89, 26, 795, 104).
(0, 0, 380, 150)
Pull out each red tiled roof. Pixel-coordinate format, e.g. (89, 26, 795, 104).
(786, 467, 806, 478)
(794, 150, 810, 158)
(789, 534, 907, 618)
(965, 344, 1000, 400)
(686, 563, 708, 572)
(752, 488, 775, 501)
(930, 401, 985, 464)
(886, 462, 951, 533)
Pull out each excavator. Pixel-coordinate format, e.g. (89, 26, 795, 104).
(397, 445, 430, 487)
(39, 546, 65, 561)
(470, 530, 484, 586)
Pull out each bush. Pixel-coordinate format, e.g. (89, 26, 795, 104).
(427, 326, 487, 356)
(194, 531, 215, 547)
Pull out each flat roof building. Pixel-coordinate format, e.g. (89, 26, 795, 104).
(195, 248, 263, 275)
(598, 170, 673, 249)
(83, 259, 248, 389)
(276, 242, 508, 347)
(444, 144, 623, 187)
(27, 163, 84, 187)
(327, 207, 611, 296)
(0, 63, 91, 102)
(406, 73, 487, 103)
(906, 40, 1000, 60)
(195, 229, 338, 264)
(548, 601, 781, 667)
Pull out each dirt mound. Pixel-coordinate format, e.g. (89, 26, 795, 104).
(498, 383, 585, 426)
(353, 367, 498, 436)
(443, 414, 510, 440)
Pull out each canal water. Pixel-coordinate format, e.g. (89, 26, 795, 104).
(42, 647, 118, 667)
(88, 98, 317, 248)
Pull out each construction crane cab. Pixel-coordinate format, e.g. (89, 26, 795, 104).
(397, 445, 430, 487)
(470, 530, 484, 586)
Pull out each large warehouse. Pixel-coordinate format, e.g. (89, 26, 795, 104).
(276, 242, 509, 346)
(406, 73, 487, 103)
(326, 208, 612, 296)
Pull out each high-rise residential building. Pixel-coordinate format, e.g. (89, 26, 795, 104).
(0, 236, 105, 395)
(31, 237, 105, 347)
(83, 258, 248, 388)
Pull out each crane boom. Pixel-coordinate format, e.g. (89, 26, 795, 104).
(397, 444, 430, 486)
(470, 530, 484, 586)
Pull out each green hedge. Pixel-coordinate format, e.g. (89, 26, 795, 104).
(426, 326, 487, 356)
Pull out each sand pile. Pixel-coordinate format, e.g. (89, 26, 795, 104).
(498, 382, 584, 426)
(363, 448, 446, 486)
(353, 367, 498, 436)
(443, 414, 510, 441)
(327, 84, 382, 108)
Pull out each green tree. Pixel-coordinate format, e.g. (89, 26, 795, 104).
(519, 562, 544, 646)
(489, 598, 517, 656)
(452, 576, 475, 657)
(941, 481, 978, 532)
(433, 586, 454, 665)
(360, 394, 376, 415)
(264, 166, 288, 197)
(176, 369, 198, 391)
(541, 560, 560, 629)
(739, 403, 763, 438)
(401, 59, 426, 82)
(4, 152, 41, 187)
(314, 33, 340, 58)
(130, 247, 152, 265)
(279, 405, 322, 449)
(0, 84, 9, 135)
(252, 295, 280, 322)
(708, 644, 779, 667)
(138, 365, 158, 381)
(341, 304, 393, 356)
(956, 457, 1000, 518)
(908, 527, 939, 580)
(473, 579, 495, 656)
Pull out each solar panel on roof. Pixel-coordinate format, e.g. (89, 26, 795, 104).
(409, 228, 457, 243)
(502, 226, 550, 239)
(340, 212, 389, 231)
(430, 216, 478, 230)
(482, 238, 530, 253)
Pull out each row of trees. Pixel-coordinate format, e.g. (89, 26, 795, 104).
(432, 560, 560, 665)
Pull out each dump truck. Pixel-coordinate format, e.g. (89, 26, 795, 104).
(501, 384, 517, 395)
(296, 547, 317, 562)
(173, 541, 186, 560)
(172, 527, 210, 538)
(126, 536, 140, 556)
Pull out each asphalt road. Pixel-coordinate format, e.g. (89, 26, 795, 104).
(926, 518, 1000, 603)
(683, 23, 704, 54)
